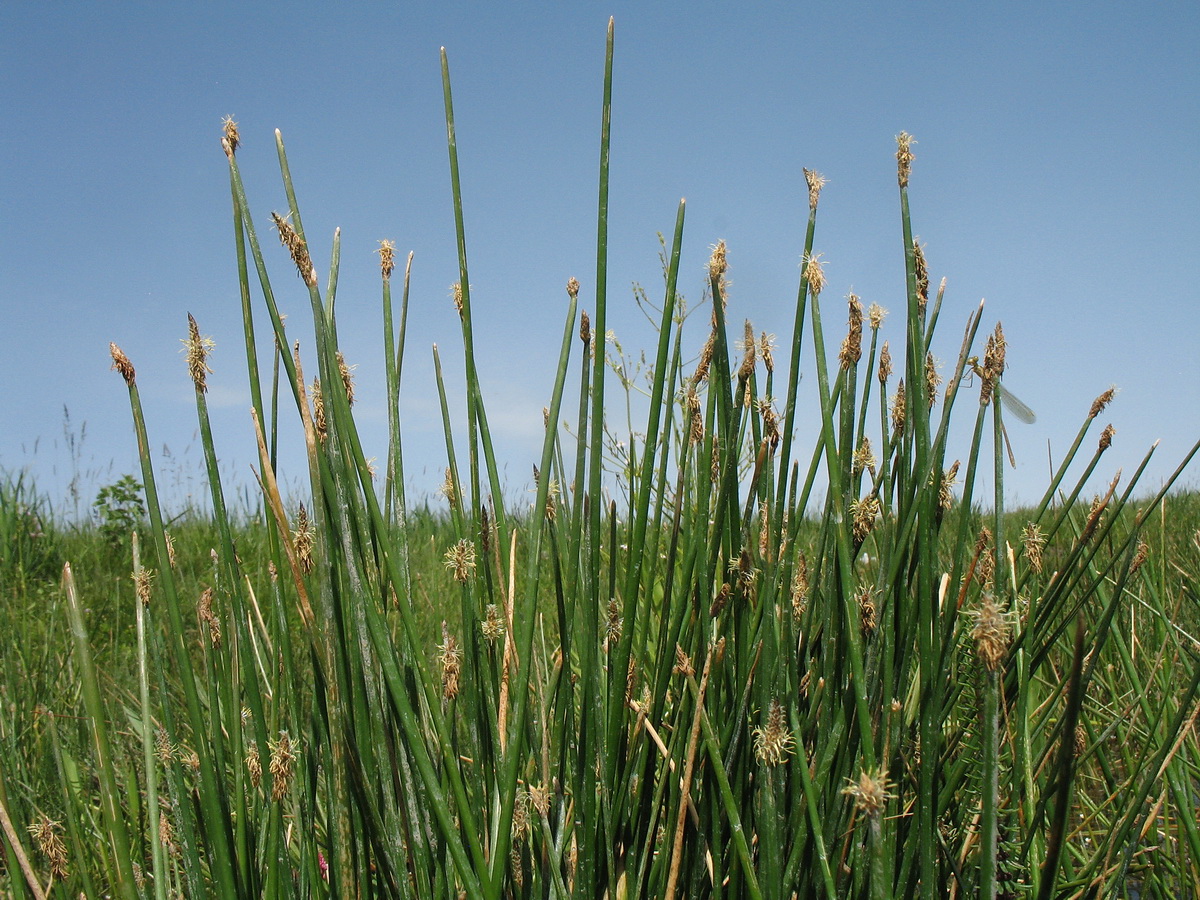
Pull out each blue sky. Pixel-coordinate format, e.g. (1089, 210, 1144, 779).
(2, 1, 1197, 518)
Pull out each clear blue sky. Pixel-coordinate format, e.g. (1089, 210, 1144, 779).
(2, 1, 1197, 518)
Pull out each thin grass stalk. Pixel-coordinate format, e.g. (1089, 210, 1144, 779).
(133, 533, 167, 900)
(62, 562, 138, 900)
(575, 20, 615, 899)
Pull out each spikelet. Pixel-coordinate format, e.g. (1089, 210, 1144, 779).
(28, 815, 69, 880)
(221, 115, 240, 158)
(839, 293, 863, 370)
(377, 239, 396, 280)
(293, 503, 315, 574)
(895, 132, 916, 188)
(753, 698, 795, 766)
(878, 340, 892, 384)
(109, 343, 136, 386)
(844, 766, 893, 818)
(1021, 523, 1046, 574)
(182, 314, 215, 392)
(443, 538, 476, 583)
(271, 212, 317, 286)
(269, 731, 296, 802)
(803, 167, 826, 211)
(1089, 387, 1116, 419)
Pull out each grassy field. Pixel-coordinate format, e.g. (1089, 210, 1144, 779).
(2, 23, 1200, 900)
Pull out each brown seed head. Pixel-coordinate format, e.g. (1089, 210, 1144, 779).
(1098, 423, 1115, 452)
(220, 115, 241, 159)
(197, 586, 221, 648)
(790, 552, 809, 620)
(1021, 522, 1046, 574)
(803, 167, 826, 211)
(28, 815, 69, 880)
(708, 240, 728, 283)
(878, 340, 892, 384)
(133, 567, 154, 605)
(853, 437, 876, 476)
(336, 351, 356, 406)
(438, 621, 462, 701)
(925, 353, 942, 409)
(857, 586, 879, 635)
(839, 293, 864, 370)
(1089, 386, 1116, 419)
(753, 698, 795, 766)
(246, 741, 262, 789)
(850, 494, 880, 543)
(803, 253, 825, 297)
(439, 467, 457, 508)
(443, 538, 476, 583)
(109, 342, 136, 386)
(481, 603, 505, 643)
(310, 378, 327, 442)
(603, 599, 623, 650)
(377, 240, 395, 280)
(687, 385, 704, 444)
(566, 276, 580, 300)
(759, 331, 776, 374)
(181, 313, 215, 392)
(844, 766, 893, 818)
(759, 398, 780, 451)
(895, 132, 916, 188)
(579, 309, 591, 347)
(912, 239, 930, 309)
(1130, 540, 1149, 576)
(694, 331, 715, 383)
(271, 212, 317, 286)
(939, 460, 960, 510)
(269, 731, 296, 802)
(891, 380, 907, 432)
(969, 592, 1013, 672)
(293, 503, 315, 574)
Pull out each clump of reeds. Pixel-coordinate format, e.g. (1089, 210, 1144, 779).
(11, 19, 1198, 900)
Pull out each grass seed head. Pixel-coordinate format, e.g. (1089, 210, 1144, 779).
(939, 460, 960, 510)
(891, 380, 907, 432)
(895, 132, 916, 187)
(269, 731, 296, 802)
(443, 538, 476, 583)
(868, 302, 887, 331)
(707, 239, 728, 283)
(1090, 386, 1116, 419)
(791, 552, 809, 620)
(969, 592, 1014, 671)
(377, 239, 395, 280)
(753, 698, 795, 766)
(924, 353, 941, 409)
(1098, 423, 1115, 452)
(438, 622, 462, 701)
(28, 815, 69, 880)
(839, 293, 864, 370)
(271, 212, 317, 286)
(481, 603, 505, 643)
(566, 276, 580, 300)
(850, 494, 880, 544)
(293, 503, 315, 574)
(803, 252, 826, 297)
(336, 351, 356, 406)
(739, 319, 756, 379)
(803, 167, 826, 211)
(1021, 523, 1046, 574)
(132, 567, 154, 605)
(109, 342, 136, 386)
(182, 313, 215, 392)
(844, 766, 893, 818)
(221, 115, 240, 158)
(912, 239, 930, 309)
(197, 586, 221, 648)
(310, 378, 327, 442)
(246, 741, 262, 789)
(878, 340, 893, 383)
(853, 437, 876, 476)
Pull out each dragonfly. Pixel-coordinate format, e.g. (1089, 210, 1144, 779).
(966, 356, 1036, 466)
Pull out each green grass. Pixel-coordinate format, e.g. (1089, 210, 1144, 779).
(3, 20, 1200, 899)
